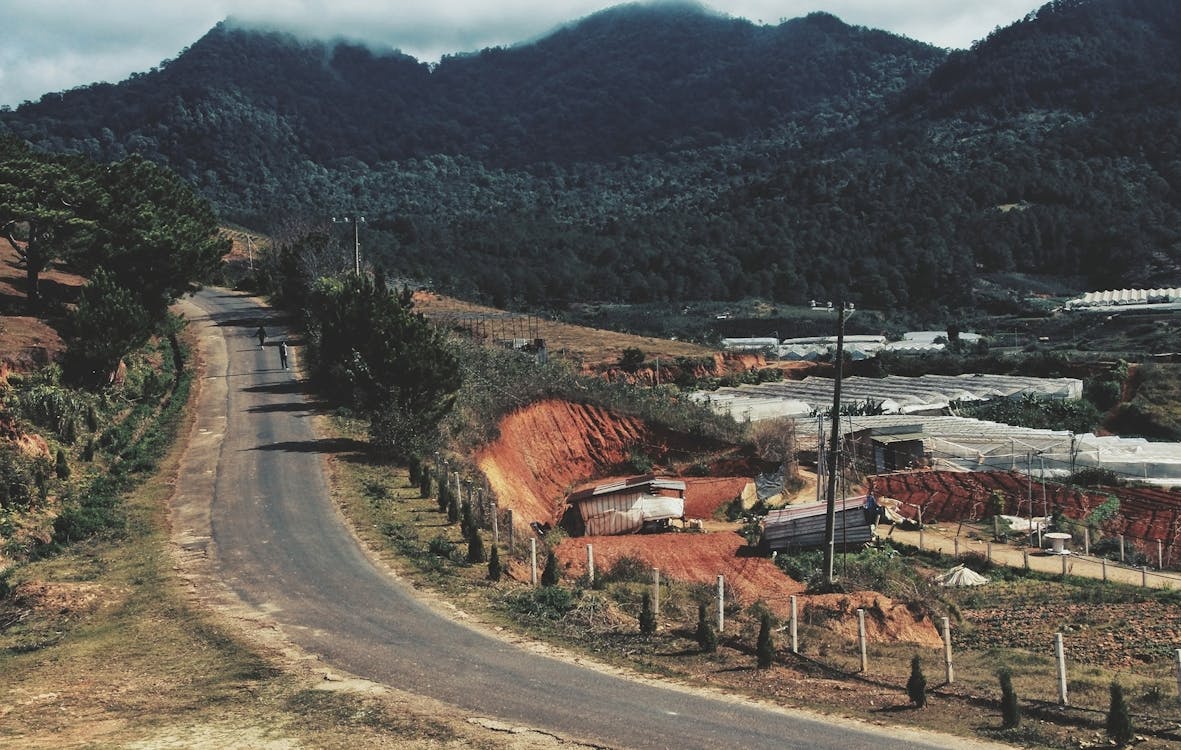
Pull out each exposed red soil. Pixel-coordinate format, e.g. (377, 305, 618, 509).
(873, 470, 1181, 565)
(0, 241, 82, 370)
(478, 398, 939, 643)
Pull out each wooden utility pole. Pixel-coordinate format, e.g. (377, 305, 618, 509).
(823, 300, 847, 585)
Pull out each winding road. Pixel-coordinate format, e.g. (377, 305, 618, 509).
(174, 289, 1006, 750)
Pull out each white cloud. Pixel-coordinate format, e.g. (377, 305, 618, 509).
(0, 0, 1043, 108)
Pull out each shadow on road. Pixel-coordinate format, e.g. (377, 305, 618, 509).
(247, 401, 328, 414)
(249, 437, 370, 457)
(242, 380, 312, 395)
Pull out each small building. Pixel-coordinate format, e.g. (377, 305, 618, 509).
(762, 496, 873, 551)
(566, 475, 686, 536)
(850, 424, 927, 473)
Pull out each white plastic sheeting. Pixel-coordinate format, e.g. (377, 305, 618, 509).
(1065, 287, 1181, 310)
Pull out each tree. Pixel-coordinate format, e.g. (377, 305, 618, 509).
(304, 275, 462, 460)
(619, 347, 645, 373)
(62, 268, 153, 386)
(0, 137, 97, 312)
(84, 156, 228, 317)
(907, 655, 927, 707)
(466, 526, 486, 564)
(541, 552, 560, 586)
(419, 471, 432, 499)
(1106, 681, 1133, 744)
(54, 449, 70, 480)
(999, 669, 1020, 729)
(639, 591, 656, 635)
(487, 544, 502, 581)
(756, 613, 775, 668)
(695, 603, 717, 653)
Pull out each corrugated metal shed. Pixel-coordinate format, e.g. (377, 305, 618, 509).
(568, 476, 687, 536)
(763, 496, 873, 550)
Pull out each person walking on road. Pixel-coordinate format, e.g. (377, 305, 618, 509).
(256, 325, 266, 348)
(279, 341, 289, 369)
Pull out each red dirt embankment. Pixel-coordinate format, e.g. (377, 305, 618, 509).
(476, 399, 938, 643)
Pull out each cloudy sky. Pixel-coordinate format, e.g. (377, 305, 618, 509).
(1, 0, 1043, 109)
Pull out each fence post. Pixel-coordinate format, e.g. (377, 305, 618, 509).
(942, 616, 954, 684)
(653, 568, 660, 618)
(1142, 566, 1148, 588)
(954, 536, 960, 558)
(993, 515, 1000, 541)
(918, 507, 924, 551)
(530, 538, 538, 586)
(1055, 633, 1069, 706)
(1175, 648, 1181, 701)
(1083, 527, 1090, 556)
(1061, 554, 1068, 577)
(491, 503, 499, 546)
(986, 541, 993, 564)
(1159, 539, 1165, 570)
(506, 509, 514, 549)
(857, 608, 868, 672)
(1023, 548, 1030, 571)
(716, 575, 725, 633)
(1120, 534, 1126, 563)
(586, 544, 595, 585)
(790, 595, 799, 654)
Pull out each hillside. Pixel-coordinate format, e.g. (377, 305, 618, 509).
(3, 0, 1180, 315)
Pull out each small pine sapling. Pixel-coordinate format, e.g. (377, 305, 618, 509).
(907, 655, 927, 708)
(695, 603, 717, 653)
(541, 552, 560, 586)
(1106, 681, 1133, 745)
(639, 591, 656, 635)
(487, 544, 501, 581)
(756, 613, 775, 669)
(999, 669, 1020, 729)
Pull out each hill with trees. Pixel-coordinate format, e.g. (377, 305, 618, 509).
(2, 0, 1179, 317)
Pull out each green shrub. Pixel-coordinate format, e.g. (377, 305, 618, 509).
(541, 552, 560, 587)
(505, 586, 575, 620)
(487, 545, 502, 581)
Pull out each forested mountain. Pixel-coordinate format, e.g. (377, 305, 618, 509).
(2, 0, 1180, 315)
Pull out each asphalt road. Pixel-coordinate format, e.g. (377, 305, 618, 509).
(177, 289, 1005, 750)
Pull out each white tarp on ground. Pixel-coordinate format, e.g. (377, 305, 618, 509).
(580, 493, 685, 536)
(935, 565, 990, 586)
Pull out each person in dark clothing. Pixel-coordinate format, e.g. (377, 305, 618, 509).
(256, 326, 266, 348)
(864, 481, 881, 526)
(279, 341, 289, 369)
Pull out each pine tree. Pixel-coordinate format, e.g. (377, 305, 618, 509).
(639, 591, 656, 635)
(447, 491, 459, 524)
(541, 552, 560, 586)
(55, 448, 70, 480)
(436, 479, 449, 513)
(756, 613, 775, 669)
(467, 528, 486, 564)
(487, 544, 502, 581)
(419, 472, 432, 499)
(907, 655, 927, 708)
(408, 457, 420, 485)
(1106, 681, 1133, 745)
(999, 669, 1020, 729)
(695, 603, 717, 653)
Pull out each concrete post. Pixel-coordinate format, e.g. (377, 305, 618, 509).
(954, 536, 960, 558)
(790, 595, 799, 654)
(586, 544, 595, 585)
(506, 509, 514, 549)
(942, 616, 954, 684)
(530, 538, 538, 587)
(716, 575, 725, 633)
(653, 568, 660, 617)
(1119, 534, 1125, 563)
(1159, 539, 1165, 570)
(1061, 554, 1068, 577)
(917, 507, 924, 551)
(1083, 527, 1090, 556)
(491, 503, 499, 546)
(1175, 649, 1181, 701)
(993, 515, 1000, 541)
(1142, 566, 1148, 588)
(857, 608, 867, 672)
(1102, 557, 1108, 582)
(1055, 633, 1069, 706)
(1023, 548, 1030, 570)
(986, 541, 992, 564)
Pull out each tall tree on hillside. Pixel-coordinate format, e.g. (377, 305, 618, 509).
(83, 156, 228, 316)
(61, 268, 153, 386)
(0, 137, 97, 312)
